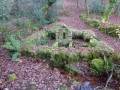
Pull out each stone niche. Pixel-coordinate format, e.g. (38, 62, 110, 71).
(56, 24, 72, 41)
(53, 24, 73, 47)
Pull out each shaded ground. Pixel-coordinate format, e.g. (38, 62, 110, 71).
(0, 48, 120, 90)
(59, 0, 120, 54)
(0, 48, 76, 90)
(0, 41, 120, 90)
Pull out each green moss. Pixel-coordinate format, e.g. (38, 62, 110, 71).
(34, 38, 47, 46)
(65, 63, 82, 75)
(89, 37, 99, 47)
(52, 51, 68, 67)
(111, 54, 120, 64)
(81, 50, 93, 62)
(114, 66, 120, 78)
(82, 30, 97, 41)
(90, 69, 102, 76)
(80, 13, 88, 21)
(37, 49, 52, 60)
(85, 19, 100, 28)
(90, 57, 112, 74)
(7, 73, 17, 81)
(82, 53, 92, 62)
(98, 25, 120, 38)
(92, 52, 101, 59)
(111, 54, 120, 60)
(58, 39, 72, 47)
(65, 65, 75, 74)
(72, 30, 83, 39)
(82, 58, 89, 62)
(68, 51, 81, 63)
(50, 50, 81, 67)
(91, 59, 104, 73)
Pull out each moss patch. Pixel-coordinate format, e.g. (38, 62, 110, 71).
(91, 59, 104, 73)
(98, 24, 120, 38)
(7, 73, 17, 81)
(85, 19, 100, 28)
(65, 63, 82, 75)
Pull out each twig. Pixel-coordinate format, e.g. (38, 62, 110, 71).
(105, 65, 114, 88)
(94, 86, 103, 90)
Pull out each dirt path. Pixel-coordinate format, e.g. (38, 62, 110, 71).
(59, 0, 120, 54)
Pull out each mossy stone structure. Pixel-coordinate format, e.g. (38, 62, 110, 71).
(53, 24, 73, 47)
(56, 24, 72, 41)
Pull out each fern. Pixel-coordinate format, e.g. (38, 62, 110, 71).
(9, 36, 21, 51)
(2, 43, 14, 50)
(12, 52, 21, 61)
(2, 36, 22, 61)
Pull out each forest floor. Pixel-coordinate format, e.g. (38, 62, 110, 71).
(0, 0, 120, 90)
(0, 44, 119, 90)
(59, 0, 120, 54)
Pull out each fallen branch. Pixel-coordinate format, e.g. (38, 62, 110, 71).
(105, 65, 114, 88)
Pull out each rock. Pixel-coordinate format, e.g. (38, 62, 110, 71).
(0, 79, 4, 85)
(76, 82, 94, 90)
(76, 83, 81, 90)
(3, 88, 9, 90)
(81, 82, 94, 90)
(89, 37, 99, 47)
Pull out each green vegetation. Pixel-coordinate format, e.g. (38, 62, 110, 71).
(91, 59, 105, 73)
(2, 36, 21, 61)
(81, 18, 120, 39)
(85, 19, 100, 28)
(0, 0, 120, 90)
(7, 73, 17, 81)
(102, 0, 118, 22)
(0, 0, 11, 24)
(99, 24, 120, 38)
(90, 57, 112, 76)
(0, 0, 61, 25)
(0, 20, 40, 42)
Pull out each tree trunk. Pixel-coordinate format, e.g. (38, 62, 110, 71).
(85, 0, 90, 18)
(45, 0, 57, 20)
(105, 0, 110, 10)
(102, 0, 118, 22)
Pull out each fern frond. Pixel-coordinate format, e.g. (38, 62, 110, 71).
(12, 52, 21, 61)
(2, 44, 15, 50)
(9, 36, 21, 51)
